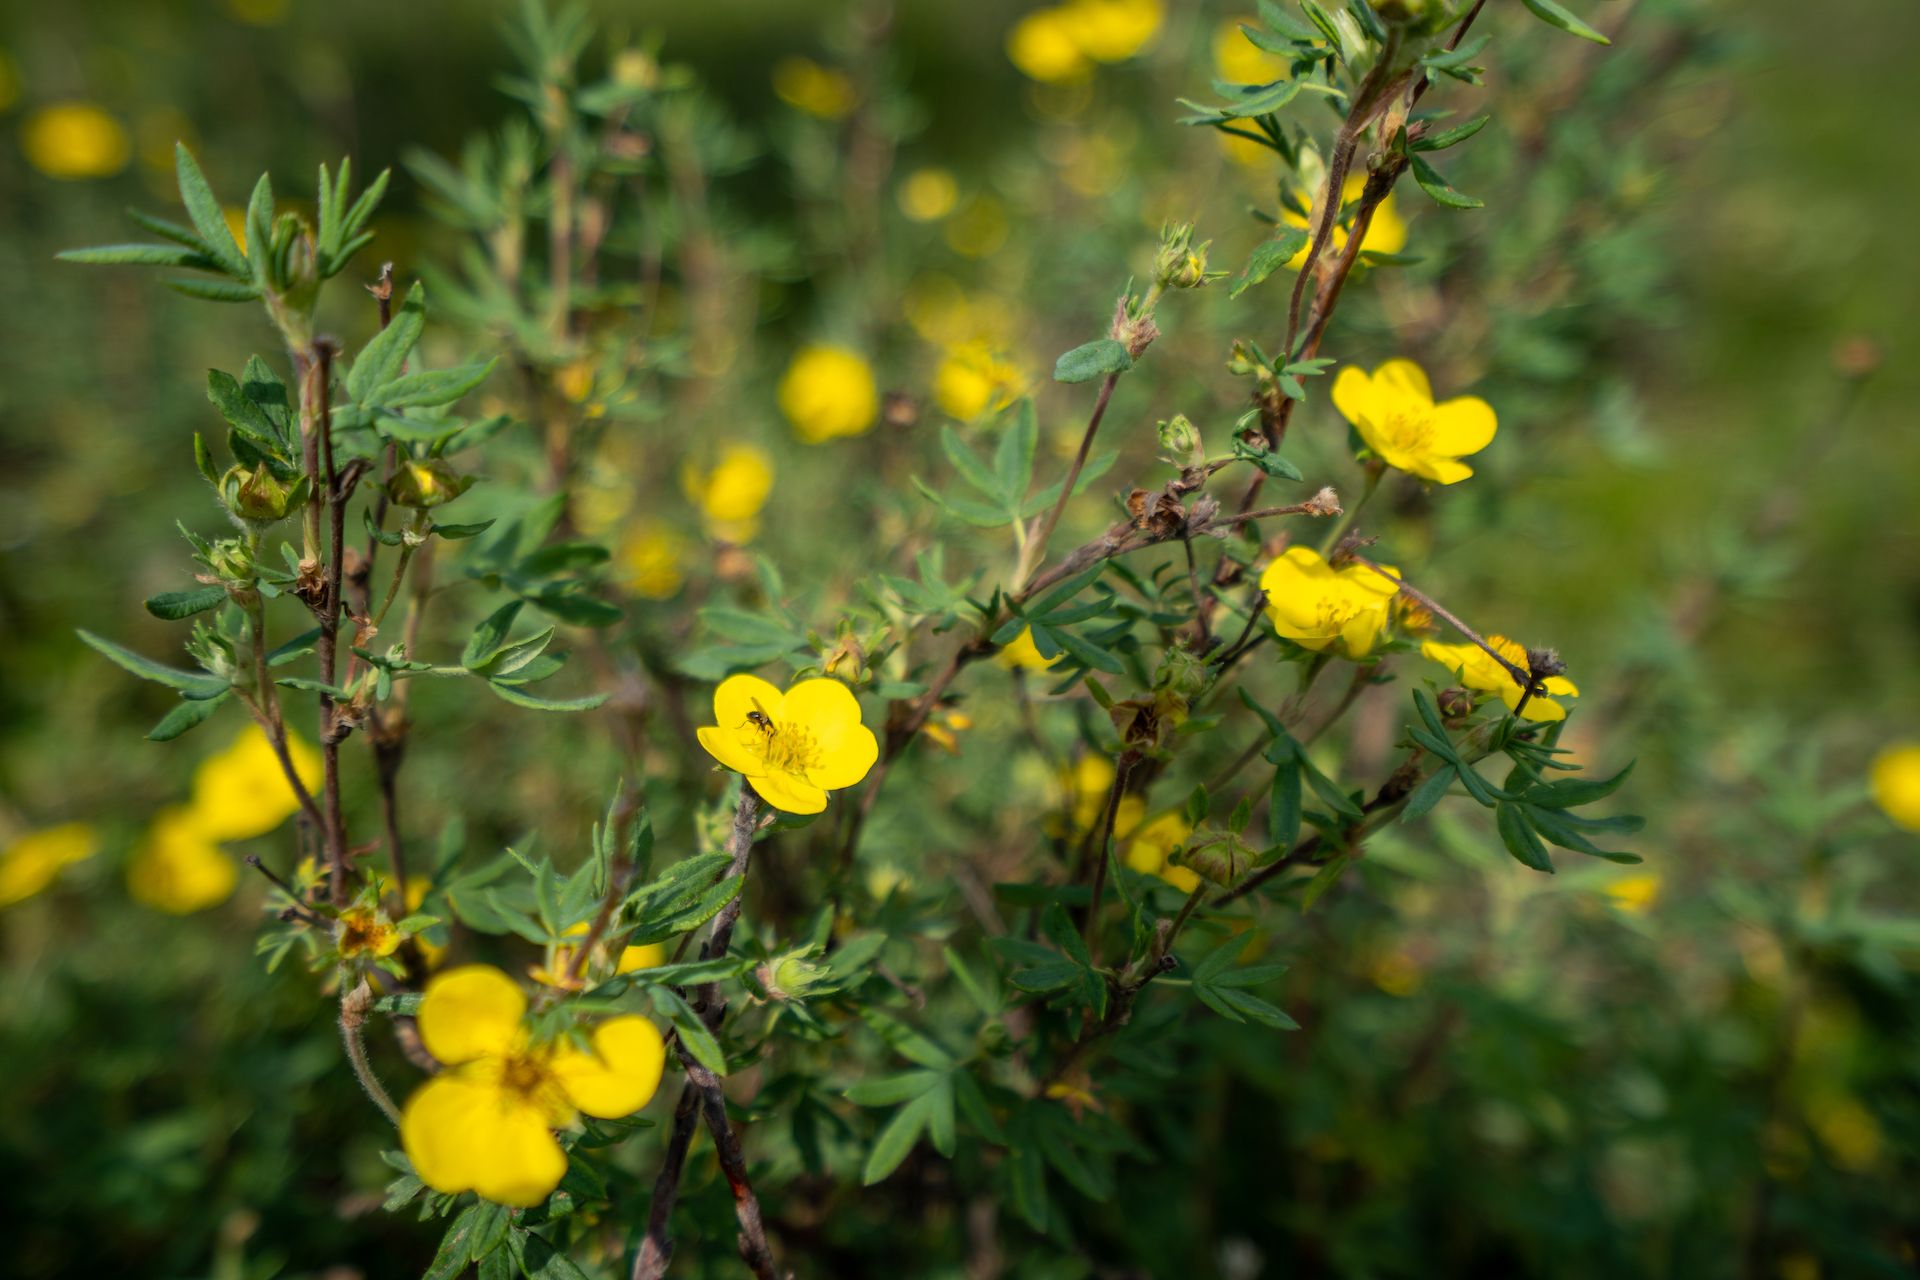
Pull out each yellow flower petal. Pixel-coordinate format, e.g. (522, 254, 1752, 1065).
(747, 770, 829, 815)
(401, 1074, 567, 1207)
(1870, 744, 1920, 832)
(1372, 359, 1432, 405)
(126, 808, 236, 914)
(1429, 395, 1497, 456)
(551, 1017, 667, 1119)
(713, 673, 787, 731)
(779, 344, 878, 443)
(617, 942, 667, 973)
(783, 679, 881, 790)
(418, 965, 527, 1066)
(698, 724, 770, 778)
(1329, 365, 1376, 428)
(1420, 457, 1475, 485)
(0, 822, 98, 908)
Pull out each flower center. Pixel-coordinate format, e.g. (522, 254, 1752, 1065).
(1376, 408, 1435, 455)
(754, 721, 821, 776)
(1312, 597, 1362, 633)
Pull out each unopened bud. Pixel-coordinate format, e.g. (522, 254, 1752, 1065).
(221, 464, 305, 525)
(1153, 222, 1216, 290)
(1437, 686, 1476, 720)
(1157, 414, 1204, 468)
(1180, 830, 1257, 888)
(386, 460, 474, 510)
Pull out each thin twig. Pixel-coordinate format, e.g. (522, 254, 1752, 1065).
(339, 980, 402, 1126)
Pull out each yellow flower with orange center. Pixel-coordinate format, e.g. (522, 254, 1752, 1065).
(337, 905, 402, 959)
(1258, 547, 1400, 659)
(1421, 634, 1580, 722)
(696, 674, 880, 815)
(400, 966, 666, 1206)
(1331, 359, 1496, 485)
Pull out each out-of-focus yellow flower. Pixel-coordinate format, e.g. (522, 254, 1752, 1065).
(226, 0, 290, 24)
(617, 942, 667, 974)
(555, 360, 595, 404)
(407, 878, 448, 969)
(1604, 874, 1661, 914)
(997, 626, 1062, 674)
(1057, 755, 1145, 837)
(779, 344, 878, 444)
(1369, 948, 1425, 996)
(1214, 16, 1288, 85)
(1422, 635, 1579, 722)
(1332, 359, 1496, 485)
(617, 522, 687, 599)
(401, 965, 666, 1206)
(898, 167, 959, 222)
(189, 725, 323, 842)
(945, 194, 1009, 258)
(923, 708, 975, 754)
(1008, 9, 1091, 82)
(223, 205, 248, 255)
(772, 56, 858, 120)
(682, 443, 774, 542)
(1869, 743, 1920, 832)
(1807, 1093, 1883, 1172)
(696, 674, 880, 815)
(1283, 173, 1407, 266)
(0, 822, 99, 908)
(934, 341, 1026, 420)
(1058, 0, 1163, 61)
(21, 102, 130, 180)
(1124, 812, 1198, 892)
(127, 808, 237, 914)
(1259, 547, 1399, 659)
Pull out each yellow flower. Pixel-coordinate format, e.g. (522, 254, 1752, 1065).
(617, 522, 687, 600)
(407, 878, 448, 970)
(1056, 0, 1163, 62)
(997, 626, 1062, 674)
(127, 808, 237, 914)
(1056, 755, 1145, 837)
(555, 359, 595, 404)
(400, 966, 666, 1207)
(1421, 634, 1579, 722)
(188, 725, 323, 842)
(1008, 9, 1090, 82)
(1331, 359, 1496, 485)
(1214, 16, 1288, 86)
(0, 822, 99, 908)
(682, 443, 774, 542)
(617, 942, 668, 974)
(337, 905, 402, 959)
(1258, 547, 1399, 659)
(898, 167, 959, 222)
(934, 341, 1026, 420)
(1282, 174, 1407, 267)
(771, 56, 858, 120)
(779, 344, 878, 444)
(21, 101, 131, 180)
(696, 674, 880, 815)
(1869, 743, 1920, 832)
(923, 708, 974, 754)
(1604, 874, 1661, 914)
(944, 194, 1009, 258)
(1124, 812, 1199, 892)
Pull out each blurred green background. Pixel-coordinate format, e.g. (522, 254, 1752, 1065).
(1, 0, 1917, 1276)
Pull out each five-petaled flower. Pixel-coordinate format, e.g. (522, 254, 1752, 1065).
(400, 965, 666, 1207)
(1421, 635, 1580, 722)
(1331, 359, 1496, 485)
(696, 674, 879, 814)
(1259, 547, 1400, 659)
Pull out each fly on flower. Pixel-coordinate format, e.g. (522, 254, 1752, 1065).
(697, 674, 880, 814)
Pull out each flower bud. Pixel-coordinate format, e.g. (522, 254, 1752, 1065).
(1153, 222, 1216, 291)
(1180, 829, 1257, 888)
(386, 460, 474, 510)
(1153, 643, 1209, 704)
(1157, 414, 1204, 468)
(1437, 686, 1476, 720)
(756, 947, 831, 1002)
(220, 463, 305, 525)
(205, 536, 256, 582)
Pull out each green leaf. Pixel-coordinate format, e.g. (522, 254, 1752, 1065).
(1299, 852, 1348, 913)
(1231, 437, 1304, 481)
(1052, 338, 1132, 384)
(1414, 113, 1491, 152)
(144, 585, 228, 620)
(347, 283, 425, 404)
(462, 601, 524, 669)
(1525, 761, 1634, 808)
(172, 144, 248, 278)
(939, 425, 1001, 498)
(1268, 757, 1303, 849)
(374, 359, 498, 410)
(484, 681, 609, 713)
(1409, 155, 1483, 209)
(163, 278, 261, 303)
(56, 244, 221, 270)
(78, 630, 227, 698)
(992, 399, 1037, 507)
(1495, 801, 1555, 873)
(1229, 228, 1310, 299)
(845, 1070, 944, 1107)
(148, 690, 231, 741)
(862, 1093, 933, 1185)
(421, 1204, 485, 1280)
(1520, 0, 1612, 44)
(1399, 767, 1454, 823)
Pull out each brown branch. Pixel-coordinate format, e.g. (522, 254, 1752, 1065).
(311, 339, 351, 903)
(1080, 749, 1139, 963)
